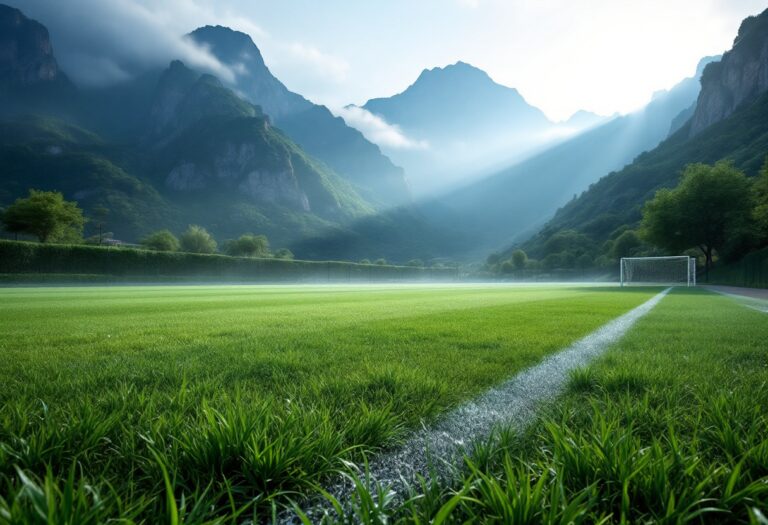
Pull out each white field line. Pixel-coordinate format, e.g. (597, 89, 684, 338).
(292, 287, 671, 520)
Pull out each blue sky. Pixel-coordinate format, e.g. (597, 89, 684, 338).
(16, 0, 768, 120)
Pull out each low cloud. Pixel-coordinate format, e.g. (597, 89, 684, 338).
(14, 0, 241, 85)
(335, 106, 429, 150)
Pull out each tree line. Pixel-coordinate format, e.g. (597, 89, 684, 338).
(488, 160, 768, 278)
(0, 189, 294, 260)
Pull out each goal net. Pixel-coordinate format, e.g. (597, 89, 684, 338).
(620, 256, 696, 287)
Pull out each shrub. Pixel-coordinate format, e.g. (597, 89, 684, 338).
(141, 230, 180, 252)
(224, 234, 269, 258)
(180, 225, 217, 254)
(273, 248, 294, 260)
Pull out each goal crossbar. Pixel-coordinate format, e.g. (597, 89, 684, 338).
(620, 256, 696, 287)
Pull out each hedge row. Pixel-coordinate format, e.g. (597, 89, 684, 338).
(0, 240, 458, 283)
(710, 246, 768, 289)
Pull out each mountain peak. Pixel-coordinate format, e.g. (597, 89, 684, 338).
(187, 25, 264, 67)
(416, 60, 493, 83)
(0, 3, 63, 87)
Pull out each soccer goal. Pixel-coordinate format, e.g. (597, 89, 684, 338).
(620, 256, 696, 287)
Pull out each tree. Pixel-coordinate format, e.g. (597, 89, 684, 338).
(179, 225, 217, 254)
(406, 259, 424, 267)
(575, 253, 593, 270)
(374, 258, 387, 266)
(755, 158, 768, 244)
(612, 230, 642, 259)
(224, 234, 269, 258)
(1, 190, 85, 243)
(141, 230, 180, 252)
(511, 249, 527, 270)
(500, 260, 515, 274)
(486, 252, 502, 266)
(641, 162, 755, 279)
(274, 248, 294, 260)
(359, 259, 371, 265)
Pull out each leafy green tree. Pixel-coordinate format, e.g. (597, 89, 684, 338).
(359, 259, 371, 265)
(542, 253, 562, 270)
(1, 190, 85, 243)
(273, 248, 294, 260)
(642, 162, 755, 278)
(612, 230, 642, 259)
(500, 260, 515, 274)
(406, 259, 424, 267)
(575, 253, 593, 270)
(754, 158, 768, 243)
(374, 258, 387, 266)
(141, 230, 180, 252)
(486, 252, 501, 266)
(224, 234, 269, 258)
(179, 225, 217, 254)
(511, 249, 527, 270)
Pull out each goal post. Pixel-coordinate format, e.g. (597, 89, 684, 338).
(620, 256, 696, 287)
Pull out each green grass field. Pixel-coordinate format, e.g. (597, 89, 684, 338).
(0, 284, 766, 523)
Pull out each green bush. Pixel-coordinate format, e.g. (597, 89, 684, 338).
(141, 230, 180, 252)
(179, 225, 217, 254)
(224, 234, 269, 258)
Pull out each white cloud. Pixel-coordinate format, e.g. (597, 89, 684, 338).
(16, 0, 238, 85)
(283, 42, 350, 83)
(334, 106, 429, 150)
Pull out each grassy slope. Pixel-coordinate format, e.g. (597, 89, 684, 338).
(524, 90, 768, 257)
(0, 285, 654, 521)
(355, 289, 768, 523)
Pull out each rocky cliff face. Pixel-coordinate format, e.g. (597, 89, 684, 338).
(689, 8, 768, 136)
(0, 4, 62, 87)
(147, 60, 260, 144)
(188, 25, 410, 206)
(165, 138, 310, 212)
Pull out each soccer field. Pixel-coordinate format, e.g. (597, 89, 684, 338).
(0, 284, 766, 522)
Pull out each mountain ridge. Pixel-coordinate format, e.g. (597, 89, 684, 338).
(188, 25, 410, 206)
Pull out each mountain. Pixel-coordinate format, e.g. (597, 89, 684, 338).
(564, 110, 612, 130)
(187, 26, 409, 206)
(145, 60, 260, 144)
(689, 10, 768, 136)
(523, 8, 768, 264)
(293, 56, 717, 263)
(356, 62, 556, 194)
(0, 4, 74, 115)
(0, 7, 375, 247)
(412, 55, 718, 258)
(364, 61, 551, 140)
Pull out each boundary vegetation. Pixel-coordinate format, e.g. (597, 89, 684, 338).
(0, 240, 457, 283)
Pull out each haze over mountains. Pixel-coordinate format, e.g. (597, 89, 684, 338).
(1, 2, 767, 266)
(348, 61, 608, 195)
(523, 7, 768, 264)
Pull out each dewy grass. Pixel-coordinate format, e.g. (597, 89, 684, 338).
(300, 288, 670, 518)
(323, 288, 768, 524)
(0, 284, 655, 522)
